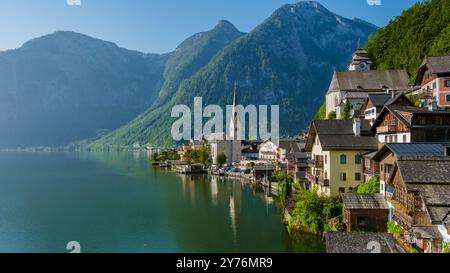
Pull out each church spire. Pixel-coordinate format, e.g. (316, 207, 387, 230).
(233, 81, 238, 107)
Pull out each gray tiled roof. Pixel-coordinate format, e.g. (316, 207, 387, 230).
(421, 55, 450, 74)
(397, 157, 450, 223)
(309, 120, 378, 151)
(343, 194, 390, 209)
(367, 93, 393, 107)
(329, 70, 410, 93)
(386, 143, 446, 157)
(325, 232, 404, 253)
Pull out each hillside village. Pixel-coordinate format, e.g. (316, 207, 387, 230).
(153, 48, 450, 253)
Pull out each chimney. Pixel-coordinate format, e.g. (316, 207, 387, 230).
(386, 89, 395, 98)
(353, 118, 361, 137)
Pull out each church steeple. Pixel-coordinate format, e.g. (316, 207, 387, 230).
(233, 81, 238, 107)
(229, 81, 242, 141)
(348, 43, 373, 71)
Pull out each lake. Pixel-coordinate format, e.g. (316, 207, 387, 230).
(0, 152, 324, 253)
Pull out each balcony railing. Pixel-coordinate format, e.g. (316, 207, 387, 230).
(306, 173, 317, 184)
(318, 176, 330, 187)
(307, 159, 324, 169)
(305, 173, 329, 187)
(376, 124, 397, 134)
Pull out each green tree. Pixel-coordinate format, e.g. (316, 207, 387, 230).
(314, 103, 326, 120)
(290, 189, 343, 234)
(387, 221, 403, 234)
(217, 152, 227, 166)
(443, 243, 450, 253)
(327, 110, 336, 120)
(274, 171, 294, 210)
(341, 100, 351, 120)
(357, 177, 380, 194)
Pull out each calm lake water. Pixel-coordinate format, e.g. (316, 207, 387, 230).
(0, 152, 324, 253)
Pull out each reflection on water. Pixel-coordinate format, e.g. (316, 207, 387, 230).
(0, 152, 324, 253)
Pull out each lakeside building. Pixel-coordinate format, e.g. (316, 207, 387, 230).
(371, 103, 450, 144)
(305, 119, 378, 197)
(369, 143, 450, 253)
(414, 55, 450, 108)
(362, 93, 413, 125)
(325, 48, 410, 119)
(342, 193, 390, 232)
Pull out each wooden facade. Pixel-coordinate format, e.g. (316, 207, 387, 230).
(344, 208, 389, 232)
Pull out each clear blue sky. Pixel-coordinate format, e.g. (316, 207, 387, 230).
(0, 0, 421, 54)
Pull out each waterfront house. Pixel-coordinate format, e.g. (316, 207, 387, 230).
(325, 232, 404, 253)
(305, 119, 378, 197)
(371, 104, 450, 144)
(253, 164, 277, 183)
(325, 48, 410, 119)
(259, 140, 278, 161)
(370, 148, 450, 253)
(414, 55, 450, 108)
(342, 193, 390, 232)
(371, 143, 447, 196)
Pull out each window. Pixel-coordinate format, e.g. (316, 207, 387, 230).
(403, 135, 407, 143)
(340, 154, 347, 164)
(445, 80, 450, 88)
(340, 172, 347, 181)
(325, 155, 327, 164)
(355, 155, 362, 164)
(447, 94, 450, 102)
(355, 173, 361, 181)
(339, 187, 346, 193)
(433, 82, 437, 89)
(357, 216, 369, 227)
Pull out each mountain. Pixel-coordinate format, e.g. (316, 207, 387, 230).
(91, 1, 378, 148)
(366, 0, 450, 78)
(0, 31, 168, 148)
(153, 20, 245, 107)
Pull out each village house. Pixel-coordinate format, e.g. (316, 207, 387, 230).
(241, 141, 260, 161)
(326, 47, 410, 119)
(285, 141, 309, 182)
(362, 92, 413, 125)
(370, 143, 447, 197)
(370, 144, 450, 253)
(325, 232, 404, 253)
(259, 140, 278, 161)
(371, 103, 450, 144)
(414, 55, 450, 108)
(178, 139, 204, 161)
(305, 119, 378, 197)
(342, 193, 390, 232)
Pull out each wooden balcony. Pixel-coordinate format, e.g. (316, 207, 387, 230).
(376, 124, 397, 134)
(307, 159, 324, 169)
(306, 172, 317, 184)
(305, 173, 329, 187)
(364, 168, 379, 177)
(318, 176, 330, 187)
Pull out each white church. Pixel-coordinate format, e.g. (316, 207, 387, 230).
(208, 83, 242, 165)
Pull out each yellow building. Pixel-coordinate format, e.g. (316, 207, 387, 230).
(305, 119, 378, 197)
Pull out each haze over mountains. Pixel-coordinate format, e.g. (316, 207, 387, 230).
(0, 1, 377, 148)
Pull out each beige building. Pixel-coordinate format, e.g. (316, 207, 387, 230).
(305, 119, 378, 197)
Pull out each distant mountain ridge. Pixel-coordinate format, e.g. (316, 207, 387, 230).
(0, 31, 168, 148)
(0, 1, 378, 149)
(90, 1, 378, 148)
